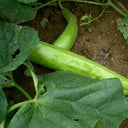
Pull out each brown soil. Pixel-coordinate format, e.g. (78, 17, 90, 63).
(4, 0, 128, 127)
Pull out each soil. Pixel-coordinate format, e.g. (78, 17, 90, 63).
(4, 0, 128, 127)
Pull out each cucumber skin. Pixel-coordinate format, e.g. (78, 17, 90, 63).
(53, 8, 78, 50)
(30, 41, 128, 95)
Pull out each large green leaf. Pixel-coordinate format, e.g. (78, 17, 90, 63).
(8, 71, 128, 128)
(18, 0, 38, 4)
(0, 0, 37, 24)
(0, 87, 7, 123)
(0, 21, 39, 73)
(43, 71, 128, 128)
(8, 104, 104, 128)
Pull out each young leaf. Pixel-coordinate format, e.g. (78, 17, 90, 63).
(120, 27, 128, 40)
(8, 71, 128, 128)
(18, 0, 38, 4)
(0, 0, 37, 24)
(0, 87, 8, 123)
(0, 21, 39, 73)
(122, 14, 128, 24)
(120, 14, 128, 40)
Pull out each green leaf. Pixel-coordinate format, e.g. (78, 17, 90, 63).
(0, 21, 39, 73)
(8, 71, 128, 128)
(88, 14, 92, 21)
(18, 0, 38, 4)
(122, 14, 128, 25)
(0, 87, 8, 123)
(0, 0, 37, 24)
(94, 120, 106, 128)
(40, 71, 128, 128)
(9, 104, 104, 128)
(119, 14, 128, 40)
(120, 26, 128, 39)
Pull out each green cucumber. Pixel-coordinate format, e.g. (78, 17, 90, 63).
(30, 41, 128, 95)
(53, 8, 78, 50)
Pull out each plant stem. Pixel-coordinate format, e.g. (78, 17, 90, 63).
(36, 0, 57, 10)
(2, 83, 32, 100)
(60, 0, 108, 6)
(115, 0, 128, 13)
(2, 72, 32, 100)
(10, 72, 32, 100)
(36, 0, 108, 10)
(80, 5, 108, 26)
(58, 0, 63, 9)
(36, 0, 127, 17)
(1, 84, 14, 88)
(14, 83, 32, 100)
(108, 0, 126, 16)
(7, 99, 35, 114)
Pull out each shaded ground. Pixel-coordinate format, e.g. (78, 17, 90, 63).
(4, 0, 128, 127)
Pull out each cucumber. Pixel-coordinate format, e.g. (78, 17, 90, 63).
(30, 41, 128, 95)
(53, 8, 78, 50)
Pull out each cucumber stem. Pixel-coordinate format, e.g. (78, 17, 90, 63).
(114, 0, 128, 13)
(2, 72, 32, 100)
(60, 0, 108, 6)
(36, 0, 57, 10)
(14, 83, 32, 100)
(7, 99, 35, 114)
(58, 0, 63, 9)
(80, 6, 108, 26)
(108, 0, 126, 17)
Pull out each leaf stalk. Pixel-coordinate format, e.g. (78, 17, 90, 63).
(7, 99, 35, 114)
(2, 72, 32, 100)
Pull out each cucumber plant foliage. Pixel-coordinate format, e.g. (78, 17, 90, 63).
(0, 0, 128, 128)
(0, 21, 39, 73)
(0, 0, 37, 24)
(1, 68, 128, 128)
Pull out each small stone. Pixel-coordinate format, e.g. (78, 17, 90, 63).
(40, 18, 49, 29)
(86, 38, 90, 42)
